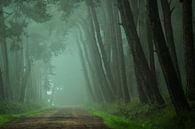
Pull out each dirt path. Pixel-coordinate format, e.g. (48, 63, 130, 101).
(0, 108, 110, 129)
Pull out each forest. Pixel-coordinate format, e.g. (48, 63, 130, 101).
(0, 0, 194, 129)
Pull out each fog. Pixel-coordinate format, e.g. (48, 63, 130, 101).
(50, 31, 89, 106)
(0, 1, 194, 128)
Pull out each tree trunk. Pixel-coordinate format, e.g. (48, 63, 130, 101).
(0, 7, 12, 99)
(88, 2, 115, 99)
(182, 0, 195, 100)
(85, 7, 114, 102)
(117, 0, 164, 105)
(147, 0, 190, 114)
(0, 67, 5, 99)
(19, 40, 31, 103)
(79, 27, 103, 102)
(76, 31, 96, 101)
(160, 0, 182, 84)
(146, 17, 165, 105)
(115, 7, 131, 102)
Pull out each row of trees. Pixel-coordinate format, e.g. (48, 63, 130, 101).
(0, 0, 194, 116)
(0, 0, 68, 104)
(75, 0, 194, 115)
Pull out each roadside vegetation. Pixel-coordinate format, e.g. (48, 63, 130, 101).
(0, 101, 49, 125)
(90, 101, 195, 129)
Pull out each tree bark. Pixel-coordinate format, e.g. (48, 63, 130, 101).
(76, 31, 96, 101)
(146, 0, 190, 114)
(19, 39, 31, 103)
(88, 2, 115, 99)
(117, 0, 164, 105)
(0, 67, 5, 99)
(146, 17, 165, 105)
(0, 7, 12, 99)
(160, 0, 182, 84)
(182, 0, 195, 100)
(115, 7, 131, 102)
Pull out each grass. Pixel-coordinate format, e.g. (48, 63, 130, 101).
(92, 111, 147, 129)
(0, 101, 50, 125)
(89, 102, 195, 129)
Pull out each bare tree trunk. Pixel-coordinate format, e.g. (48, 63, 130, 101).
(103, 0, 122, 97)
(19, 39, 31, 103)
(79, 27, 103, 102)
(0, 67, 5, 99)
(0, 7, 12, 99)
(160, 0, 181, 83)
(76, 31, 96, 101)
(117, 0, 164, 105)
(147, 0, 190, 114)
(88, 2, 115, 99)
(84, 7, 114, 102)
(182, 0, 195, 100)
(146, 17, 165, 105)
(115, 7, 131, 102)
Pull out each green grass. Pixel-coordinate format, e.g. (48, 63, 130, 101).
(0, 101, 50, 125)
(90, 102, 195, 129)
(92, 111, 148, 129)
(0, 108, 51, 125)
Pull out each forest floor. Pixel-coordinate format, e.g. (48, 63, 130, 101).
(0, 108, 110, 129)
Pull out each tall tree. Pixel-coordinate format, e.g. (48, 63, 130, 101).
(117, 0, 165, 105)
(0, 6, 12, 99)
(182, 0, 195, 100)
(87, 0, 115, 100)
(160, 0, 182, 84)
(146, 0, 190, 114)
(0, 67, 5, 99)
(76, 30, 96, 101)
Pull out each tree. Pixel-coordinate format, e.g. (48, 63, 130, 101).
(146, 0, 190, 114)
(117, 0, 165, 105)
(182, 0, 195, 100)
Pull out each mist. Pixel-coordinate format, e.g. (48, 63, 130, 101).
(50, 31, 89, 106)
(0, 0, 194, 129)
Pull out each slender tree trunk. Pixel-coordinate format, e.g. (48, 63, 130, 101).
(115, 7, 131, 102)
(160, 0, 181, 83)
(86, 8, 113, 102)
(117, 0, 164, 105)
(182, 0, 195, 100)
(146, 0, 190, 114)
(76, 31, 96, 101)
(0, 67, 5, 99)
(146, 18, 165, 105)
(103, 0, 122, 97)
(0, 7, 12, 99)
(88, 2, 115, 99)
(79, 27, 103, 102)
(19, 40, 31, 103)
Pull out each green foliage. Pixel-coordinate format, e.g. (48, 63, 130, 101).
(90, 103, 195, 129)
(7, 20, 28, 38)
(0, 115, 15, 125)
(57, 0, 83, 20)
(21, 1, 51, 23)
(0, 0, 11, 7)
(0, 109, 51, 125)
(0, 101, 50, 125)
(92, 111, 147, 129)
(0, 101, 44, 114)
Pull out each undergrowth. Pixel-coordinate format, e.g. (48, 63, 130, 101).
(90, 101, 195, 129)
(0, 101, 49, 125)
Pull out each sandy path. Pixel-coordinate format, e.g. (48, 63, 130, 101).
(0, 108, 110, 129)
